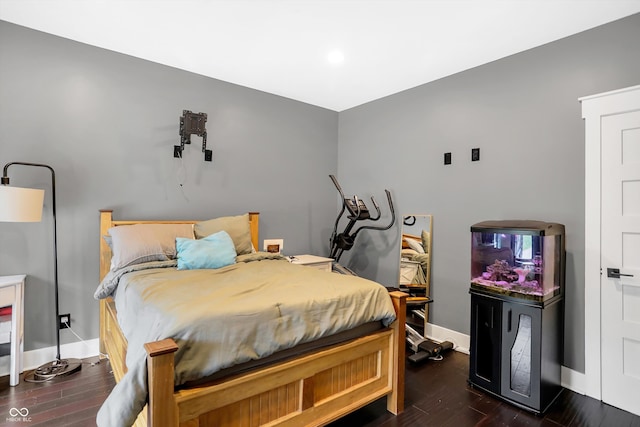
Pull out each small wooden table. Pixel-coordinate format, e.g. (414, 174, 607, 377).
(0, 275, 25, 386)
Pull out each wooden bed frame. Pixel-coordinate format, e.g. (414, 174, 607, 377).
(99, 209, 406, 427)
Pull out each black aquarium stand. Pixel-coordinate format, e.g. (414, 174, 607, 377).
(468, 289, 563, 414)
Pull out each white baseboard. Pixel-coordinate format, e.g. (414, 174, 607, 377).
(423, 322, 586, 395)
(561, 365, 586, 395)
(425, 322, 470, 354)
(0, 339, 100, 377)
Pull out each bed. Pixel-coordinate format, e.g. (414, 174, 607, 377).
(97, 209, 407, 426)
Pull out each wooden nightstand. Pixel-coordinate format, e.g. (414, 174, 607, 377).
(289, 255, 333, 272)
(0, 275, 25, 386)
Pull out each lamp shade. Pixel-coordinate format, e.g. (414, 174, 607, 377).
(0, 185, 45, 222)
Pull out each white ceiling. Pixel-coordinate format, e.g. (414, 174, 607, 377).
(1, 0, 640, 111)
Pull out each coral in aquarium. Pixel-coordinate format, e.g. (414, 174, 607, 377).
(484, 260, 519, 283)
(513, 267, 529, 283)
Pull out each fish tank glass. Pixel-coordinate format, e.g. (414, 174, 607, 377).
(470, 220, 565, 303)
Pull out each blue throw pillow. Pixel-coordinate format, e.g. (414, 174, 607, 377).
(176, 231, 237, 270)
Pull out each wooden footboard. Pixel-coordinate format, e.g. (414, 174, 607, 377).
(98, 210, 406, 426)
(101, 292, 406, 426)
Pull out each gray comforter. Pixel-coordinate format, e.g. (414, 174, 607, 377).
(94, 254, 396, 426)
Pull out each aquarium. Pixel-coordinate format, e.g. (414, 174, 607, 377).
(470, 220, 565, 303)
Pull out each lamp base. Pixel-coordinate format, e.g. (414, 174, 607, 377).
(24, 358, 82, 382)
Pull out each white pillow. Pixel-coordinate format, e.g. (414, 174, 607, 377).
(404, 237, 425, 254)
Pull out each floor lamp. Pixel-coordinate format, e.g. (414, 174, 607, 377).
(0, 161, 82, 380)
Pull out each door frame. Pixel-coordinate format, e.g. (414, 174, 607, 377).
(581, 84, 640, 401)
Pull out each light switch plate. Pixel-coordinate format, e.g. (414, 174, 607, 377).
(444, 152, 452, 165)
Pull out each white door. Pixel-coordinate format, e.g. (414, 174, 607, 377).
(600, 108, 640, 417)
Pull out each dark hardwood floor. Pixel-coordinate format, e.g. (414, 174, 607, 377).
(0, 356, 114, 426)
(1, 351, 639, 426)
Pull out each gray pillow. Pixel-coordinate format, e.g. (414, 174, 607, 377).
(194, 213, 252, 255)
(107, 223, 194, 270)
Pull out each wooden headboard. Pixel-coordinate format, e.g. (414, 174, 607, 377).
(98, 210, 260, 281)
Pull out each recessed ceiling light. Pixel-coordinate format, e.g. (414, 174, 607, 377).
(327, 50, 345, 65)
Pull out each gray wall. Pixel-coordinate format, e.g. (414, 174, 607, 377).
(2, 13, 639, 374)
(0, 21, 339, 352)
(337, 13, 640, 373)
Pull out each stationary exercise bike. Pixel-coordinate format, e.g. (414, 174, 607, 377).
(405, 322, 454, 363)
(328, 175, 395, 263)
(328, 175, 453, 364)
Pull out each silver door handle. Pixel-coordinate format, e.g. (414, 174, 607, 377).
(607, 268, 634, 278)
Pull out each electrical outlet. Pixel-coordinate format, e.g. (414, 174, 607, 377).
(59, 313, 71, 329)
(173, 145, 182, 158)
(471, 148, 480, 161)
(204, 149, 213, 162)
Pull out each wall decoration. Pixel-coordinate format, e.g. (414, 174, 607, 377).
(176, 110, 212, 162)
